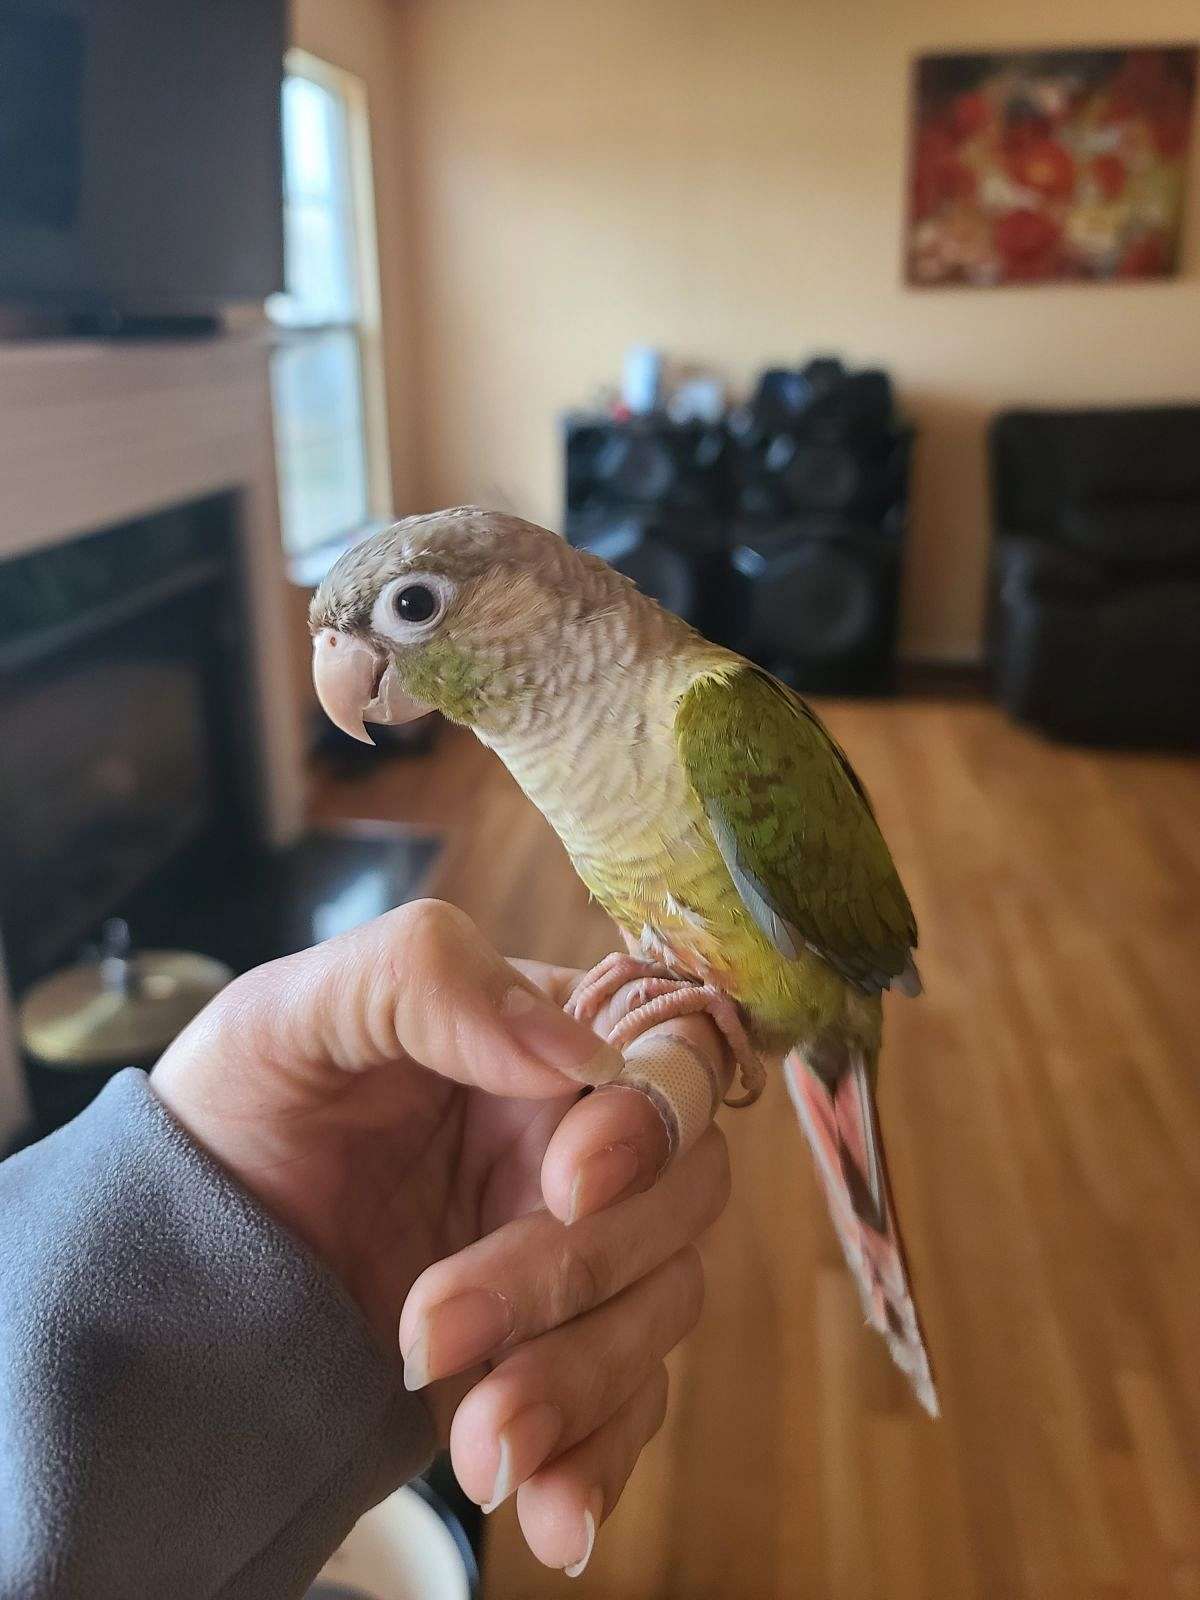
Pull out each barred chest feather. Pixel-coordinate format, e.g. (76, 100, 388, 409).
(470, 596, 854, 1041)
(477, 649, 855, 1044)
(477, 654, 731, 963)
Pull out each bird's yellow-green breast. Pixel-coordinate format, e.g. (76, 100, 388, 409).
(481, 643, 891, 1053)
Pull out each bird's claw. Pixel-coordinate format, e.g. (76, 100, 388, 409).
(567, 956, 767, 1108)
(567, 953, 677, 1025)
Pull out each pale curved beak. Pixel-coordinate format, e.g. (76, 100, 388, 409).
(311, 629, 431, 745)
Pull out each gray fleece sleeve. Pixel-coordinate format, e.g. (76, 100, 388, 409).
(0, 1069, 436, 1599)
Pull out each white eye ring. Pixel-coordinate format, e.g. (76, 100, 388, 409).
(370, 573, 456, 643)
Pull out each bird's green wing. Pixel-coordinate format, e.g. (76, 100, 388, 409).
(674, 664, 919, 994)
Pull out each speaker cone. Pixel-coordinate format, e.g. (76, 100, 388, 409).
(580, 517, 699, 622)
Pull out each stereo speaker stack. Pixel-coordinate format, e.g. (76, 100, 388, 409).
(562, 357, 912, 693)
(563, 414, 729, 639)
(727, 358, 911, 693)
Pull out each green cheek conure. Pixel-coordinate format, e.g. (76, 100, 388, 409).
(310, 508, 937, 1415)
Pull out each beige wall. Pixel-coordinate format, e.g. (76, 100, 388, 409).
(397, 0, 1200, 660)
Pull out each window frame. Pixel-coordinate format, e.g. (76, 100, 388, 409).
(271, 48, 391, 560)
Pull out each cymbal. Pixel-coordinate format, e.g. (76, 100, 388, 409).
(18, 949, 234, 1069)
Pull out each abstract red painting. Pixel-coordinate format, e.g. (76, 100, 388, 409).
(906, 46, 1196, 286)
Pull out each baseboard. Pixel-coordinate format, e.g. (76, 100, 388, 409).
(895, 658, 989, 697)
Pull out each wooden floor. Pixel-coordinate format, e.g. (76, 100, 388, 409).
(313, 699, 1200, 1600)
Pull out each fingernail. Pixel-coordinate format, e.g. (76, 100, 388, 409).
(402, 1289, 514, 1390)
(481, 1401, 562, 1512)
(402, 1331, 431, 1392)
(563, 1488, 603, 1578)
(567, 1141, 641, 1224)
(502, 985, 624, 1086)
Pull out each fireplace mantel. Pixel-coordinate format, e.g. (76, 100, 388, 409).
(0, 331, 305, 1141)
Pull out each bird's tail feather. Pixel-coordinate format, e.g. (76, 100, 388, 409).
(784, 1045, 939, 1417)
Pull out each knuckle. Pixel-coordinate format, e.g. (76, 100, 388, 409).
(553, 1238, 610, 1323)
(382, 900, 478, 1002)
(207, 960, 292, 1051)
(708, 1128, 733, 1215)
(213, 962, 274, 1020)
(650, 1364, 670, 1434)
(671, 1245, 706, 1332)
(389, 897, 472, 955)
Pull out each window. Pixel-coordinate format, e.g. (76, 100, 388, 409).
(270, 52, 390, 557)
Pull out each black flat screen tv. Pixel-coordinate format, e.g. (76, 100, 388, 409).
(0, 0, 285, 318)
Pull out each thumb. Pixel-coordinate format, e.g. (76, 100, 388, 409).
(179, 899, 624, 1100)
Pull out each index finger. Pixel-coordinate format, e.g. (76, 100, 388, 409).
(198, 902, 627, 1099)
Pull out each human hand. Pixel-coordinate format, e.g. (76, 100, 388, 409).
(152, 900, 732, 1575)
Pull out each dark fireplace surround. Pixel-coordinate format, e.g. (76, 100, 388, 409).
(0, 498, 437, 1140)
(0, 496, 252, 993)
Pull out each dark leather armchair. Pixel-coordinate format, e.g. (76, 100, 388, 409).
(987, 406, 1200, 747)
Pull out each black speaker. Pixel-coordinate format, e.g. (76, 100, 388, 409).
(729, 515, 903, 693)
(729, 357, 911, 522)
(561, 366, 910, 676)
(731, 424, 911, 521)
(565, 507, 731, 638)
(564, 413, 726, 520)
(749, 359, 894, 435)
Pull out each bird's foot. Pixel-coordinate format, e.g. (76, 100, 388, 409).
(568, 958, 767, 1108)
(566, 953, 677, 1025)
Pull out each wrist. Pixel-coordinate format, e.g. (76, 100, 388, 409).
(151, 1055, 385, 1339)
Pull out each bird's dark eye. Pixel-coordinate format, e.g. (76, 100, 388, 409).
(393, 583, 439, 624)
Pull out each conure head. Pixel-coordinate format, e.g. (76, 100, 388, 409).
(309, 505, 627, 742)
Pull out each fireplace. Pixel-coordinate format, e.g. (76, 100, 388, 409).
(0, 484, 447, 1147)
(0, 496, 256, 996)
(0, 493, 439, 1140)
(0, 331, 310, 1144)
